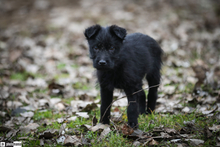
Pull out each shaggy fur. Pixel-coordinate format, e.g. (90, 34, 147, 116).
(84, 24, 163, 128)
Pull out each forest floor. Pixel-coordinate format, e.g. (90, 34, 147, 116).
(0, 0, 220, 146)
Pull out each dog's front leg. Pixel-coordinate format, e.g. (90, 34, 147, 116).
(124, 88, 139, 128)
(100, 87, 113, 124)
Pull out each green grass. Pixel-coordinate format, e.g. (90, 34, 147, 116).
(53, 73, 70, 80)
(90, 132, 131, 147)
(10, 72, 28, 81)
(9, 107, 217, 147)
(139, 112, 212, 131)
(62, 97, 75, 105)
(71, 64, 79, 69)
(72, 82, 90, 90)
(10, 72, 44, 81)
(6, 86, 218, 146)
(33, 110, 65, 121)
(37, 121, 61, 132)
(56, 63, 66, 70)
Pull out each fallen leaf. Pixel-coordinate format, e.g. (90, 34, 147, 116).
(19, 123, 40, 134)
(132, 141, 141, 147)
(7, 101, 23, 109)
(182, 107, 194, 113)
(0, 126, 11, 133)
(143, 138, 159, 146)
(59, 123, 66, 135)
(209, 124, 220, 132)
(112, 98, 128, 107)
(11, 108, 27, 116)
(98, 127, 111, 141)
(163, 86, 176, 95)
(48, 82, 64, 96)
(57, 118, 65, 124)
(26, 78, 47, 87)
(183, 120, 195, 127)
(142, 138, 154, 146)
(204, 126, 212, 140)
(148, 138, 159, 145)
(54, 103, 65, 111)
(76, 112, 89, 118)
(71, 100, 94, 112)
(80, 102, 97, 112)
(40, 139, 44, 146)
(64, 135, 82, 146)
(57, 135, 66, 144)
(39, 129, 59, 139)
(50, 98, 62, 105)
(160, 132, 171, 138)
(6, 129, 19, 139)
(9, 49, 22, 62)
(121, 124, 134, 136)
(80, 124, 91, 132)
(20, 111, 34, 117)
(67, 116, 77, 122)
(90, 123, 110, 132)
(185, 139, 204, 145)
(170, 139, 181, 143)
(164, 128, 177, 135)
(202, 105, 218, 115)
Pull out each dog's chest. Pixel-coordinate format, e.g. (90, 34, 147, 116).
(98, 70, 127, 89)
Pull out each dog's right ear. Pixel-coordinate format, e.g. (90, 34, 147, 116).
(84, 24, 101, 39)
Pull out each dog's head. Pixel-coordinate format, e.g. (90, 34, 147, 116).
(84, 24, 126, 70)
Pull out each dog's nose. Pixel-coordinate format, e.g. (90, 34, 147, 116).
(98, 60, 107, 66)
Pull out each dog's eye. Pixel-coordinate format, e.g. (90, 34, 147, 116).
(94, 46, 99, 51)
(109, 46, 115, 51)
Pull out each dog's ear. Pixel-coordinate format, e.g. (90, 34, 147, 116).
(109, 25, 127, 40)
(84, 24, 101, 39)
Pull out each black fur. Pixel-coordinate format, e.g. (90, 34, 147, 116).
(84, 24, 163, 128)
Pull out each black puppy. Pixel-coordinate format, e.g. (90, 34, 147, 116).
(84, 25, 163, 128)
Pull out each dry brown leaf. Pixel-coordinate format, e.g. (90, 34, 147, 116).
(9, 49, 22, 62)
(121, 124, 134, 136)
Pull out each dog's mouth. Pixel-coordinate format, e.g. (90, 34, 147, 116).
(94, 64, 114, 70)
(95, 66, 112, 70)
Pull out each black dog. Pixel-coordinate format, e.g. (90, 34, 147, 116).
(84, 25, 163, 128)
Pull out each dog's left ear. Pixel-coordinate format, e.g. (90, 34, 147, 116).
(110, 25, 127, 40)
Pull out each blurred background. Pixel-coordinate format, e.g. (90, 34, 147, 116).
(0, 0, 220, 119)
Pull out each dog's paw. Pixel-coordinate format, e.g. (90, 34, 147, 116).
(128, 122, 139, 129)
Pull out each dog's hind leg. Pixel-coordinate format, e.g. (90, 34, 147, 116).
(146, 71, 160, 114)
(124, 85, 143, 128)
(136, 90, 146, 114)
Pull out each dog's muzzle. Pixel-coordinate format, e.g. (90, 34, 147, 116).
(98, 60, 107, 66)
